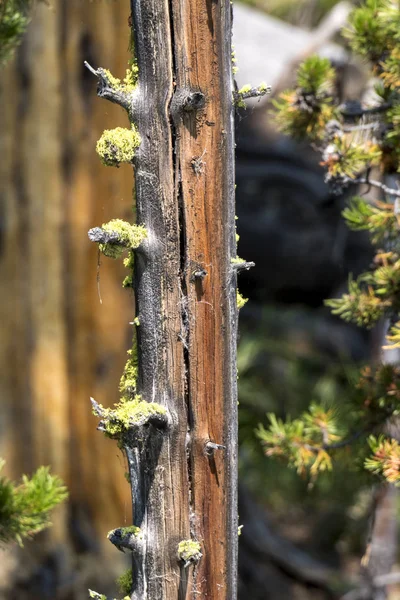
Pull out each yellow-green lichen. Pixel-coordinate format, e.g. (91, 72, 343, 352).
(96, 126, 141, 167)
(122, 250, 135, 287)
(231, 46, 238, 75)
(231, 256, 245, 264)
(103, 59, 138, 94)
(88, 592, 107, 600)
(99, 220, 147, 259)
(178, 540, 202, 565)
(118, 525, 142, 538)
(237, 291, 248, 310)
(116, 569, 133, 596)
(89, 592, 129, 600)
(93, 397, 167, 437)
(119, 345, 138, 399)
(238, 84, 252, 94)
(235, 82, 270, 108)
(122, 274, 133, 288)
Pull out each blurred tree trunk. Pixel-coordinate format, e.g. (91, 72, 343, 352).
(0, 0, 133, 558)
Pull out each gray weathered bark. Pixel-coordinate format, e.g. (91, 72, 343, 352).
(89, 1, 238, 598)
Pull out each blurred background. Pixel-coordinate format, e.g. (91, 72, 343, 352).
(0, 0, 396, 598)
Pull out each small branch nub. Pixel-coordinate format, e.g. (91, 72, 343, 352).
(178, 540, 202, 568)
(171, 89, 206, 122)
(107, 526, 143, 553)
(88, 227, 125, 246)
(84, 61, 132, 111)
(205, 441, 226, 456)
(232, 261, 255, 272)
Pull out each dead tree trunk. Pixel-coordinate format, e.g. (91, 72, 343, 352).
(88, 1, 238, 598)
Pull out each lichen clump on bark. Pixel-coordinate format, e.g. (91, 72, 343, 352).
(94, 397, 167, 437)
(119, 347, 138, 399)
(96, 126, 141, 167)
(99, 219, 147, 259)
(116, 569, 133, 596)
(178, 540, 202, 565)
(110, 525, 142, 538)
(237, 291, 248, 309)
(103, 60, 138, 93)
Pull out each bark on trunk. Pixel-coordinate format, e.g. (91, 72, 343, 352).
(97, 1, 238, 598)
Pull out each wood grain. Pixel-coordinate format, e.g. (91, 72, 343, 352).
(131, 0, 238, 597)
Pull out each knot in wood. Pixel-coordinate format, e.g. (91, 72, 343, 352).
(183, 91, 205, 112)
(170, 89, 206, 121)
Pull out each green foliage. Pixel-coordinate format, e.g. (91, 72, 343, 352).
(384, 320, 400, 348)
(344, 0, 391, 63)
(0, 460, 68, 545)
(237, 310, 373, 558)
(365, 435, 400, 484)
(272, 56, 336, 140)
(296, 56, 335, 95)
(325, 276, 386, 328)
(257, 407, 338, 478)
(272, 5, 400, 482)
(342, 197, 398, 244)
(268, 1, 400, 485)
(321, 136, 381, 180)
(258, 362, 400, 480)
(0, 0, 32, 64)
(116, 569, 133, 596)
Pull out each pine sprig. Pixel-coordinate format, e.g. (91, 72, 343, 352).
(384, 320, 400, 348)
(257, 404, 343, 477)
(342, 197, 398, 243)
(0, 461, 68, 545)
(259, 364, 400, 480)
(321, 136, 381, 180)
(0, 0, 45, 64)
(365, 435, 400, 484)
(325, 277, 387, 328)
(272, 56, 337, 140)
(269, 0, 400, 488)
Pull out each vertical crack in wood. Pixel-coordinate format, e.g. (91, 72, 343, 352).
(128, 0, 238, 597)
(130, 0, 191, 598)
(168, 2, 198, 594)
(169, 1, 238, 598)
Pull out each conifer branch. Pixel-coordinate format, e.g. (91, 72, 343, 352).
(342, 176, 400, 198)
(339, 101, 393, 119)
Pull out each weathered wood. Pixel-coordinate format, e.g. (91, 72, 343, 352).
(126, 0, 238, 598)
(128, 1, 190, 598)
(170, 1, 238, 598)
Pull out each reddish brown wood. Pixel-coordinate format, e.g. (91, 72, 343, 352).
(171, 1, 238, 597)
